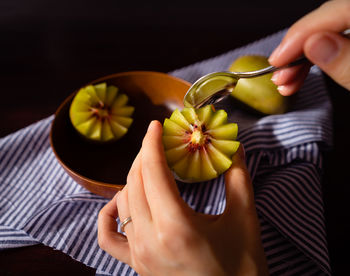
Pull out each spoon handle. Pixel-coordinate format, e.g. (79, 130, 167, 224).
(234, 56, 308, 78)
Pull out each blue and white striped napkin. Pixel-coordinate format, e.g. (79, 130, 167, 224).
(0, 29, 332, 275)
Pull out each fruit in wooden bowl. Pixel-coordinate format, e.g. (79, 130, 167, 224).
(50, 71, 191, 198)
(69, 82, 134, 142)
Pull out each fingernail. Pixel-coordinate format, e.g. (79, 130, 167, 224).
(277, 85, 290, 96)
(307, 34, 340, 64)
(277, 85, 286, 93)
(271, 71, 281, 84)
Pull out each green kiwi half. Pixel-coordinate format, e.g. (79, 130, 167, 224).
(163, 105, 239, 182)
(69, 82, 134, 142)
(229, 55, 288, 115)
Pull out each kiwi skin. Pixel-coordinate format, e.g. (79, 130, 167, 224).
(229, 55, 289, 115)
(162, 106, 239, 183)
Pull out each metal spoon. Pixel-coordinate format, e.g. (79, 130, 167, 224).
(184, 29, 350, 109)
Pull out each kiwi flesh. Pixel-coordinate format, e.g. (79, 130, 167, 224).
(69, 82, 134, 142)
(229, 55, 288, 115)
(162, 105, 239, 182)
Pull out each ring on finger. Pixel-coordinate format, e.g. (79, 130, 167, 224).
(120, 216, 132, 233)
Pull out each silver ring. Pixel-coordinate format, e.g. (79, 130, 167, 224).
(120, 217, 132, 233)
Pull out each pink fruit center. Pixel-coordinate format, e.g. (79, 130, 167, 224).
(97, 109, 109, 118)
(186, 124, 211, 153)
(90, 102, 111, 120)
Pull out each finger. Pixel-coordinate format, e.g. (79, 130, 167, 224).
(269, 0, 350, 67)
(271, 63, 311, 96)
(271, 64, 305, 86)
(304, 31, 350, 90)
(98, 194, 131, 264)
(141, 120, 188, 220)
(127, 152, 152, 229)
(223, 145, 267, 270)
(223, 145, 255, 215)
(116, 187, 134, 238)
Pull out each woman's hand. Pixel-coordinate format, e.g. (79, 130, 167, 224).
(98, 121, 268, 276)
(269, 0, 350, 95)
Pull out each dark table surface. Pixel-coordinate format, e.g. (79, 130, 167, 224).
(1, 0, 349, 275)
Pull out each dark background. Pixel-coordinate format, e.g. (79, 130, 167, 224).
(1, 0, 349, 275)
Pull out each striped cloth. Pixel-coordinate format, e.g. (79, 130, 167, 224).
(0, 29, 332, 275)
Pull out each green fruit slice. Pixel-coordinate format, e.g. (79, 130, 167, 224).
(186, 151, 201, 180)
(172, 155, 191, 180)
(163, 119, 187, 136)
(201, 150, 218, 181)
(206, 143, 233, 175)
(162, 106, 239, 182)
(169, 109, 192, 131)
(206, 124, 238, 140)
(181, 107, 197, 124)
(196, 105, 213, 125)
(162, 135, 186, 149)
(69, 82, 134, 142)
(165, 144, 188, 166)
(207, 109, 227, 129)
(210, 139, 240, 156)
(229, 55, 288, 115)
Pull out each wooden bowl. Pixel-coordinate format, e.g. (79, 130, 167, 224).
(50, 71, 191, 198)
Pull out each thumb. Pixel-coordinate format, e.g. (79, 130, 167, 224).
(223, 144, 255, 214)
(304, 32, 350, 90)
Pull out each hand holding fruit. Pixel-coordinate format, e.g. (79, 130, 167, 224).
(98, 121, 268, 276)
(269, 0, 350, 95)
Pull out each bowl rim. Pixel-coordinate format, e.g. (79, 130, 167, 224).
(90, 70, 191, 87)
(49, 70, 191, 189)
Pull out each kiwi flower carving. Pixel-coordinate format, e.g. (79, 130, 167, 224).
(69, 82, 134, 142)
(163, 106, 239, 182)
